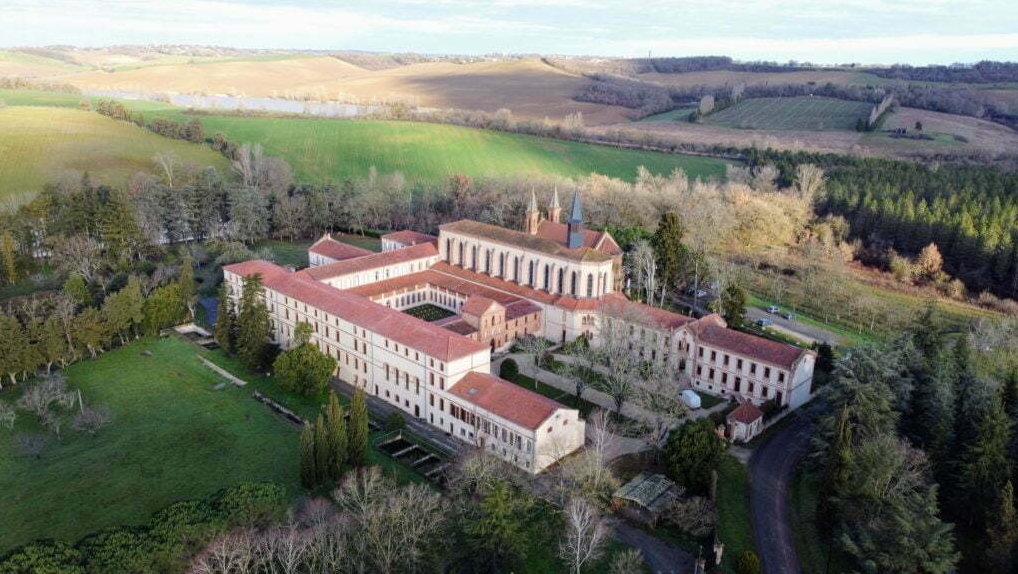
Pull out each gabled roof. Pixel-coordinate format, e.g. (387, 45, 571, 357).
(727, 402, 764, 425)
(535, 221, 622, 256)
(695, 318, 809, 370)
(439, 220, 613, 263)
(462, 295, 503, 317)
(448, 371, 565, 430)
(226, 260, 487, 362)
(309, 234, 374, 262)
(380, 230, 438, 247)
(304, 242, 439, 281)
(601, 293, 695, 330)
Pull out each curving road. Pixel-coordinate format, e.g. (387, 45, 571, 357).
(749, 413, 815, 574)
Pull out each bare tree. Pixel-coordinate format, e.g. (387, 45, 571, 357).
(188, 529, 258, 574)
(153, 151, 179, 188)
(608, 548, 645, 574)
(793, 163, 825, 203)
(628, 239, 658, 306)
(51, 235, 105, 284)
(559, 497, 610, 574)
(665, 496, 717, 538)
(17, 373, 76, 423)
(594, 301, 647, 417)
(0, 400, 16, 430)
(517, 335, 552, 381)
(72, 404, 112, 436)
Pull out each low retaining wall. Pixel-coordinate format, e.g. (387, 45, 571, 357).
(196, 355, 247, 387)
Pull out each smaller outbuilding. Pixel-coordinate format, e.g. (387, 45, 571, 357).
(612, 471, 682, 525)
(726, 402, 764, 443)
(681, 389, 702, 409)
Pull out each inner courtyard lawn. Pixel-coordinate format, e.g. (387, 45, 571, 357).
(0, 336, 301, 552)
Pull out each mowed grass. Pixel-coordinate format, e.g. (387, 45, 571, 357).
(704, 96, 872, 131)
(0, 337, 300, 552)
(145, 114, 731, 184)
(0, 106, 229, 199)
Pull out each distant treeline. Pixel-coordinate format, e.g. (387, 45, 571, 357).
(749, 148, 1018, 299)
(869, 61, 1018, 84)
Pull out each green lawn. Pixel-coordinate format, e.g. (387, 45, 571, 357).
(251, 238, 313, 268)
(704, 97, 871, 131)
(717, 455, 754, 573)
(637, 107, 697, 122)
(0, 337, 299, 552)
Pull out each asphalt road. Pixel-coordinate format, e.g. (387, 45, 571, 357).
(744, 308, 840, 346)
(749, 413, 814, 574)
(613, 522, 693, 574)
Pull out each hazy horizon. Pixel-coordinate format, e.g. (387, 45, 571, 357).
(3, 0, 1018, 66)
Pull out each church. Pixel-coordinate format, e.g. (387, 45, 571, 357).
(223, 191, 814, 473)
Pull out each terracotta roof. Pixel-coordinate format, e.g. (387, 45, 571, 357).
(535, 221, 622, 256)
(462, 295, 503, 316)
(448, 371, 565, 430)
(381, 230, 438, 246)
(601, 293, 696, 330)
(309, 234, 374, 262)
(440, 220, 613, 263)
(228, 260, 488, 361)
(304, 242, 438, 281)
(727, 402, 764, 425)
(222, 260, 292, 283)
(346, 269, 519, 305)
(504, 300, 542, 320)
(696, 322, 808, 370)
(441, 320, 478, 336)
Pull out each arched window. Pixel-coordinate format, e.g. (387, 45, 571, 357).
(445, 238, 452, 261)
(571, 271, 578, 295)
(485, 250, 491, 274)
(587, 274, 594, 298)
(557, 268, 565, 293)
(528, 261, 535, 286)
(471, 245, 477, 270)
(458, 242, 464, 267)
(543, 264, 550, 291)
(498, 252, 505, 277)
(513, 256, 519, 282)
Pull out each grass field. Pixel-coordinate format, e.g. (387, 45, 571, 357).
(717, 455, 754, 573)
(0, 106, 229, 199)
(0, 337, 300, 551)
(636, 107, 696, 122)
(704, 97, 872, 131)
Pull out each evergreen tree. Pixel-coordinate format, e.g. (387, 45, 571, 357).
(957, 395, 1012, 527)
(326, 392, 348, 481)
(62, 274, 90, 307)
(817, 405, 853, 533)
(313, 413, 330, 486)
(177, 256, 197, 320)
(141, 283, 187, 336)
(0, 316, 27, 388)
(214, 283, 237, 354)
(38, 316, 68, 374)
(650, 211, 688, 293)
(985, 481, 1018, 574)
(299, 422, 316, 490)
(273, 322, 337, 395)
(463, 480, 532, 570)
(664, 418, 726, 495)
(73, 307, 109, 359)
(715, 282, 746, 328)
(101, 276, 145, 344)
(235, 274, 273, 371)
(0, 230, 18, 286)
(348, 388, 369, 467)
(1002, 370, 1018, 421)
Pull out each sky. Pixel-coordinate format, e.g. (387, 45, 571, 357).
(3, 0, 1018, 65)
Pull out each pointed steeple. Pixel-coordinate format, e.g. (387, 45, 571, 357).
(566, 191, 585, 248)
(548, 186, 562, 223)
(528, 189, 539, 213)
(525, 189, 541, 235)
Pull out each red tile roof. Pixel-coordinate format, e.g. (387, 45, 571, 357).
(601, 293, 696, 330)
(309, 234, 374, 262)
(696, 322, 808, 370)
(222, 260, 293, 283)
(381, 230, 438, 246)
(462, 295, 503, 317)
(304, 242, 438, 281)
(727, 402, 764, 425)
(504, 300, 542, 320)
(228, 260, 488, 361)
(449, 371, 565, 430)
(441, 320, 478, 336)
(440, 220, 613, 262)
(535, 221, 622, 256)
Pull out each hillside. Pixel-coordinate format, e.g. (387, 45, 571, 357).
(0, 106, 229, 199)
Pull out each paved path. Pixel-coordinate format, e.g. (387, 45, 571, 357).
(613, 522, 694, 574)
(749, 413, 814, 574)
(745, 307, 840, 347)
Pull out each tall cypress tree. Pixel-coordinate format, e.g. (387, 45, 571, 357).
(299, 422, 316, 490)
(214, 283, 237, 354)
(349, 388, 369, 468)
(326, 392, 348, 480)
(651, 211, 688, 294)
(235, 274, 272, 371)
(314, 413, 330, 486)
(985, 481, 1018, 574)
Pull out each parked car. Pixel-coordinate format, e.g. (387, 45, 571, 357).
(756, 318, 773, 327)
(766, 305, 780, 314)
(782, 312, 795, 320)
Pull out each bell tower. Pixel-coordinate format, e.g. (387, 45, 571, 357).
(566, 191, 585, 249)
(526, 190, 541, 234)
(548, 187, 562, 223)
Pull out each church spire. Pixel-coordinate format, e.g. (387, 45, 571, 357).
(526, 189, 541, 235)
(566, 191, 585, 248)
(548, 186, 562, 223)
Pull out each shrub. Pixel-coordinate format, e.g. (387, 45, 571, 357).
(0, 540, 85, 574)
(213, 482, 286, 528)
(500, 359, 519, 380)
(735, 550, 761, 574)
(385, 412, 406, 431)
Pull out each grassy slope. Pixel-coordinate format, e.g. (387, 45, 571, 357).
(0, 105, 229, 198)
(0, 337, 299, 551)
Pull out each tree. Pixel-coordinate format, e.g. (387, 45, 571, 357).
(0, 400, 16, 430)
(214, 283, 237, 354)
(101, 276, 144, 344)
(178, 256, 197, 320)
(516, 335, 551, 381)
(326, 392, 348, 481)
(713, 282, 746, 328)
(62, 273, 91, 307)
(596, 301, 646, 417)
(72, 405, 112, 437)
(651, 211, 687, 295)
(73, 307, 109, 359)
(37, 316, 69, 374)
(0, 230, 18, 285)
(273, 323, 337, 395)
(985, 481, 1018, 574)
(314, 413, 330, 486)
(628, 239, 658, 305)
(664, 419, 725, 495)
(665, 496, 716, 538)
(956, 395, 1012, 527)
(608, 549, 644, 574)
(463, 480, 532, 570)
(348, 388, 369, 467)
(235, 274, 273, 372)
(735, 551, 761, 574)
(559, 497, 608, 574)
(299, 422, 316, 490)
(0, 315, 28, 388)
(915, 243, 945, 284)
(141, 283, 187, 336)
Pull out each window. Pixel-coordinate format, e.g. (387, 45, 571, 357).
(586, 274, 593, 298)
(764, 367, 771, 378)
(543, 264, 550, 291)
(528, 261, 535, 286)
(778, 372, 786, 383)
(571, 271, 578, 295)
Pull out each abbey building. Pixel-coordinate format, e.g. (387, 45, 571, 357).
(223, 190, 814, 473)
